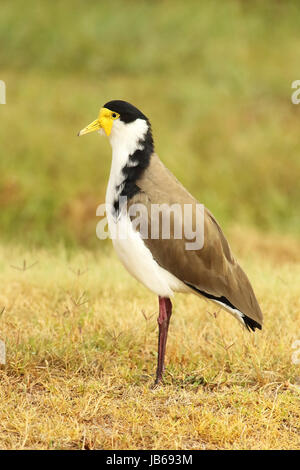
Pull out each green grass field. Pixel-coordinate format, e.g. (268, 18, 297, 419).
(0, 0, 300, 450)
(1, 0, 300, 245)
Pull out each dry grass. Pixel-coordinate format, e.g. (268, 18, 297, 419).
(0, 229, 300, 450)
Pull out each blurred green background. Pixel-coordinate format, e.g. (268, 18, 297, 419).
(0, 0, 299, 247)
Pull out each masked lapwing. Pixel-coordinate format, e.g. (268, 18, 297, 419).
(78, 100, 263, 385)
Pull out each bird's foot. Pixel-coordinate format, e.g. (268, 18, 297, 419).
(150, 376, 164, 389)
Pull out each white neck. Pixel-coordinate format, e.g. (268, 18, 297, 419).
(105, 118, 149, 206)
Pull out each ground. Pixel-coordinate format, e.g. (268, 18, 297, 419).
(0, 228, 299, 450)
(1, 0, 300, 451)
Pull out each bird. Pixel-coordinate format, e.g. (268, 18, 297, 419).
(78, 100, 263, 385)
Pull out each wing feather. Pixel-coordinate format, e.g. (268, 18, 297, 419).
(128, 154, 263, 327)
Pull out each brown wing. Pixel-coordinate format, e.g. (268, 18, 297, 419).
(128, 154, 263, 330)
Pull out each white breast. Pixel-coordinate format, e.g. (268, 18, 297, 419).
(107, 210, 189, 297)
(105, 117, 189, 297)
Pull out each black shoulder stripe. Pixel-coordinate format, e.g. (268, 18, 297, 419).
(113, 125, 153, 216)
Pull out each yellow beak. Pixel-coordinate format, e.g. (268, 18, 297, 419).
(78, 108, 114, 137)
(78, 119, 101, 136)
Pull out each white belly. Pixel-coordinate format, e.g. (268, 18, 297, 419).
(107, 211, 188, 297)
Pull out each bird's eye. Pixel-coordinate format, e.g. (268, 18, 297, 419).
(112, 113, 117, 118)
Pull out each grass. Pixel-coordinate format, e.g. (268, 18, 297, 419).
(1, 0, 300, 450)
(1, 0, 300, 246)
(0, 228, 300, 450)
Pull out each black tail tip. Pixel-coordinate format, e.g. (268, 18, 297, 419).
(243, 315, 262, 332)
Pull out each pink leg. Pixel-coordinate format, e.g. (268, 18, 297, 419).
(155, 296, 172, 385)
